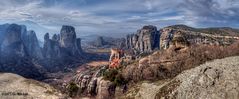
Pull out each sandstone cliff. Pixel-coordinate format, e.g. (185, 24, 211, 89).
(126, 25, 160, 53)
(126, 25, 239, 54)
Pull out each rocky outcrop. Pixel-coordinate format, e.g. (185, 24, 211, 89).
(0, 24, 43, 59)
(156, 56, 239, 99)
(43, 25, 83, 59)
(95, 36, 105, 47)
(122, 40, 239, 82)
(121, 56, 239, 99)
(67, 61, 120, 98)
(126, 25, 239, 53)
(0, 24, 85, 78)
(0, 24, 45, 79)
(0, 73, 64, 99)
(126, 25, 160, 53)
(72, 66, 104, 96)
(1, 24, 27, 58)
(86, 36, 126, 49)
(159, 25, 239, 50)
(41, 26, 84, 72)
(0, 24, 9, 44)
(23, 30, 43, 59)
(97, 78, 116, 99)
(60, 25, 82, 56)
(43, 33, 61, 59)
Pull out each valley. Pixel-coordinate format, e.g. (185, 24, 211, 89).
(1, 0, 239, 99)
(0, 23, 239, 99)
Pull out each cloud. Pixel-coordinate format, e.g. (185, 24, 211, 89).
(0, 0, 238, 39)
(180, 0, 239, 27)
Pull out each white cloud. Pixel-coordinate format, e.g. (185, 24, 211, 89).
(0, 0, 238, 39)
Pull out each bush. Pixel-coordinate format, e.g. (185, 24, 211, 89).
(67, 82, 79, 97)
(122, 40, 239, 82)
(103, 69, 118, 81)
(114, 74, 127, 86)
(103, 69, 127, 86)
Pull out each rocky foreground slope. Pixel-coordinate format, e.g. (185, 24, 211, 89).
(0, 73, 65, 99)
(123, 56, 239, 99)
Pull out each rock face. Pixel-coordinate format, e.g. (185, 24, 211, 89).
(68, 62, 119, 98)
(1, 24, 27, 58)
(86, 36, 126, 49)
(0, 24, 45, 79)
(60, 25, 81, 56)
(159, 25, 239, 49)
(23, 30, 43, 59)
(126, 25, 239, 53)
(72, 66, 103, 96)
(122, 56, 239, 99)
(0, 24, 9, 44)
(43, 25, 83, 59)
(0, 24, 43, 59)
(0, 73, 64, 99)
(95, 36, 105, 47)
(155, 56, 239, 99)
(126, 25, 160, 53)
(43, 33, 61, 58)
(0, 24, 84, 78)
(97, 78, 116, 99)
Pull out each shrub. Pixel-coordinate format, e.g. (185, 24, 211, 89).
(122, 40, 239, 82)
(103, 69, 127, 86)
(114, 74, 127, 86)
(67, 82, 79, 97)
(103, 69, 118, 81)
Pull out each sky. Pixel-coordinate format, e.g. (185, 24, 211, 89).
(0, 0, 239, 40)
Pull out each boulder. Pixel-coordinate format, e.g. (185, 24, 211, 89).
(97, 78, 116, 99)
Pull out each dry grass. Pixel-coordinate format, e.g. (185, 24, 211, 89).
(86, 61, 109, 67)
(122, 41, 239, 82)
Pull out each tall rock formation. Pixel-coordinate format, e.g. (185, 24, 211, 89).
(126, 25, 239, 54)
(42, 25, 83, 59)
(1, 24, 27, 58)
(0, 24, 43, 59)
(43, 33, 61, 59)
(24, 30, 43, 59)
(126, 25, 160, 53)
(159, 28, 175, 49)
(95, 36, 105, 47)
(60, 25, 82, 56)
(0, 24, 44, 79)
